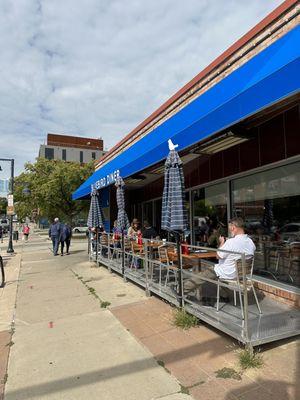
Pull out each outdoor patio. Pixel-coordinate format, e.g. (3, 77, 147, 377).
(88, 233, 300, 347)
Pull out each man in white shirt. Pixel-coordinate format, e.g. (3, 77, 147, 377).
(183, 217, 256, 302)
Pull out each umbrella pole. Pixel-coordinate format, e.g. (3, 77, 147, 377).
(175, 232, 183, 308)
(95, 229, 99, 264)
(121, 232, 125, 277)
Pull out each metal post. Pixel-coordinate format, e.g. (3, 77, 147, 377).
(0, 158, 14, 253)
(175, 232, 183, 308)
(241, 253, 249, 344)
(7, 159, 14, 253)
(144, 240, 150, 297)
(121, 233, 125, 277)
(95, 229, 99, 264)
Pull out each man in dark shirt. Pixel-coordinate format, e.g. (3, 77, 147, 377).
(142, 221, 158, 239)
(48, 217, 61, 256)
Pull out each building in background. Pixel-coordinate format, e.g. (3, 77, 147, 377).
(39, 133, 105, 163)
(0, 179, 9, 196)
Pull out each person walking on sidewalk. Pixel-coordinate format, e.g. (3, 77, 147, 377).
(22, 224, 30, 242)
(60, 223, 72, 256)
(49, 218, 61, 256)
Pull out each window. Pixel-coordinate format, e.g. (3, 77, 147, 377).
(92, 152, 96, 160)
(143, 201, 153, 226)
(232, 161, 300, 287)
(45, 148, 54, 160)
(80, 151, 83, 163)
(192, 183, 227, 246)
(62, 149, 66, 161)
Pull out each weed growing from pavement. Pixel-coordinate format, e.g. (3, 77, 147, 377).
(72, 270, 111, 309)
(156, 359, 171, 374)
(238, 348, 263, 370)
(100, 301, 111, 308)
(173, 308, 198, 330)
(179, 384, 190, 395)
(1, 373, 8, 384)
(215, 367, 242, 380)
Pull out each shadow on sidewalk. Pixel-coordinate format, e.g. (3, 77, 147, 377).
(5, 337, 235, 399)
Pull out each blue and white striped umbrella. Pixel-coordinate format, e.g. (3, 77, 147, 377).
(87, 190, 105, 229)
(161, 149, 187, 232)
(115, 177, 130, 232)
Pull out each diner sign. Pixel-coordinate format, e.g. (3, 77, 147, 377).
(91, 169, 120, 191)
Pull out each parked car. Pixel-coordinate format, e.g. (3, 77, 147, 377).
(0, 218, 9, 233)
(278, 223, 300, 241)
(72, 226, 88, 234)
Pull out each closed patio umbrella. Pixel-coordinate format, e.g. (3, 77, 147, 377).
(262, 199, 274, 234)
(87, 190, 105, 229)
(87, 190, 105, 260)
(161, 140, 187, 306)
(115, 177, 130, 233)
(161, 146, 187, 232)
(115, 177, 130, 275)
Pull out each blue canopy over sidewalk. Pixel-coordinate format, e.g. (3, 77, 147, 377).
(73, 26, 300, 200)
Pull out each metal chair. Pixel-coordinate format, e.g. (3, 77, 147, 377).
(99, 234, 109, 258)
(287, 242, 300, 283)
(216, 257, 262, 319)
(130, 241, 144, 269)
(157, 245, 178, 287)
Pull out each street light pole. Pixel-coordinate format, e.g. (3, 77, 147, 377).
(0, 158, 14, 253)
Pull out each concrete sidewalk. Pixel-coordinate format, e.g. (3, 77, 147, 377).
(2, 232, 299, 399)
(3, 233, 193, 400)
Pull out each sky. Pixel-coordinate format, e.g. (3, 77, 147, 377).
(0, 0, 283, 181)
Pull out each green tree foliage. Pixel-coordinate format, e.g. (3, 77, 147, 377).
(0, 197, 7, 216)
(14, 158, 94, 224)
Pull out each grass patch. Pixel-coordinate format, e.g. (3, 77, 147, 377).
(100, 301, 111, 308)
(72, 269, 111, 310)
(215, 367, 242, 380)
(179, 384, 190, 395)
(1, 373, 8, 384)
(156, 359, 171, 374)
(238, 349, 263, 370)
(173, 308, 198, 330)
(157, 359, 165, 368)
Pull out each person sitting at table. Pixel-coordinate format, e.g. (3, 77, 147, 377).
(112, 220, 122, 238)
(182, 217, 256, 303)
(111, 220, 122, 253)
(127, 218, 140, 240)
(142, 220, 158, 240)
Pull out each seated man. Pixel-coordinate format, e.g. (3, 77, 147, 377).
(142, 221, 158, 240)
(183, 217, 256, 302)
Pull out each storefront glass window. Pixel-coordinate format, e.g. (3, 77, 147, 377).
(192, 183, 227, 247)
(143, 201, 153, 226)
(154, 198, 162, 234)
(232, 162, 300, 287)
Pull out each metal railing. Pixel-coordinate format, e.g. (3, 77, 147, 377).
(88, 232, 261, 345)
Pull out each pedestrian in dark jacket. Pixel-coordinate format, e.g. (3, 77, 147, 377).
(60, 223, 72, 256)
(49, 218, 61, 256)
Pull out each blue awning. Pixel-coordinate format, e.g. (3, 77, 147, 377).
(73, 26, 300, 200)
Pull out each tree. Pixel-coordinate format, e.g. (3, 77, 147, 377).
(14, 158, 94, 225)
(0, 197, 7, 216)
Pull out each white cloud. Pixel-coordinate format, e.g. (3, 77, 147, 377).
(0, 0, 282, 176)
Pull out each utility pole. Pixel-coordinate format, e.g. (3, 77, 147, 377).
(0, 158, 14, 253)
